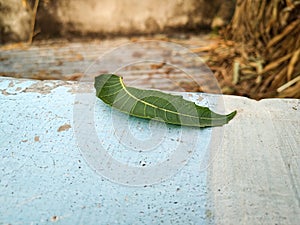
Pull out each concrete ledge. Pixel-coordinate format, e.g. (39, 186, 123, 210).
(0, 77, 299, 224)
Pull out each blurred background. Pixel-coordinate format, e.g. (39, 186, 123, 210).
(0, 0, 299, 99)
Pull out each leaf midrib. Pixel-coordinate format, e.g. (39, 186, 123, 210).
(119, 77, 217, 121)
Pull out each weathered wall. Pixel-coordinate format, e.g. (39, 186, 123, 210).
(55, 0, 212, 34)
(0, 0, 32, 43)
(0, 0, 235, 44)
(38, 0, 234, 36)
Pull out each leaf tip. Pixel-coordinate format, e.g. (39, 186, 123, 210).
(227, 110, 237, 122)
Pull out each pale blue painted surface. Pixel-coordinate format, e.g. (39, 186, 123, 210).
(0, 78, 218, 224)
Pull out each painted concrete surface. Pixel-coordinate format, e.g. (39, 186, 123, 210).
(209, 96, 300, 224)
(0, 77, 299, 224)
(0, 78, 214, 224)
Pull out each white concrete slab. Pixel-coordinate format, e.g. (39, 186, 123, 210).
(209, 96, 300, 225)
(0, 77, 299, 224)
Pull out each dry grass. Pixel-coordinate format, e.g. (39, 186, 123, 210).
(195, 0, 300, 99)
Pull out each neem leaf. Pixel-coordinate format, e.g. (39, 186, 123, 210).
(94, 74, 236, 127)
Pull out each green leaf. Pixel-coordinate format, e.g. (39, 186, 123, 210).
(94, 74, 237, 128)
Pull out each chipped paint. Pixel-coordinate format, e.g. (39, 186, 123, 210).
(1, 77, 299, 225)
